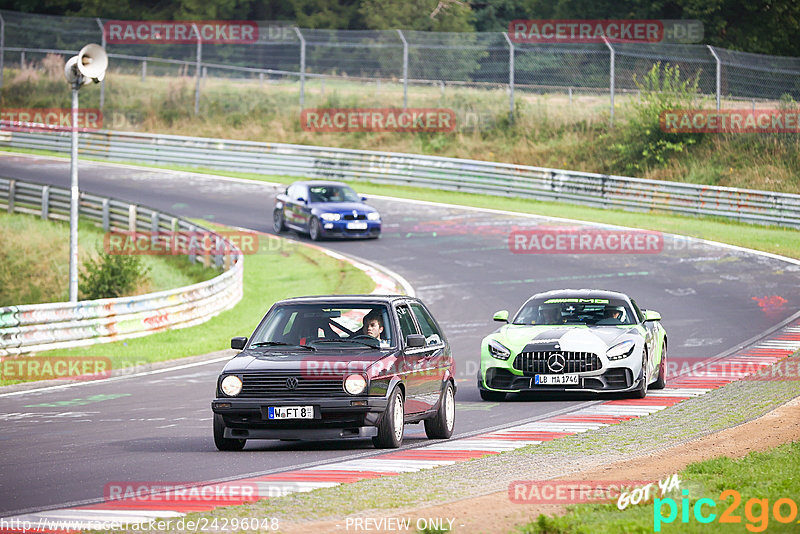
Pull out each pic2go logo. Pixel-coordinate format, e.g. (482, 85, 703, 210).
(654, 489, 800, 532)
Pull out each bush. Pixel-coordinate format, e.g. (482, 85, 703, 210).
(609, 62, 704, 174)
(79, 249, 149, 300)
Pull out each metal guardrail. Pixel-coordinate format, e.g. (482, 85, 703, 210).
(4, 128, 800, 229)
(0, 176, 243, 356)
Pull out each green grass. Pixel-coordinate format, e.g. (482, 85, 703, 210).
(0, 231, 374, 386)
(0, 211, 218, 306)
(519, 441, 800, 533)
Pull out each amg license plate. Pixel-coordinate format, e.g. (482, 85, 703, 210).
(267, 406, 314, 420)
(347, 221, 368, 230)
(535, 374, 580, 385)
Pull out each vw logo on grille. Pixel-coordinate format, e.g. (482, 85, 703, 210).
(285, 377, 299, 390)
(547, 352, 566, 373)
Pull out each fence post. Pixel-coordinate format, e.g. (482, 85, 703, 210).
(0, 13, 5, 90)
(502, 32, 515, 123)
(193, 23, 201, 115)
(102, 198, 110, 230)
(397, 29, 408, 109)
(41, 185, 49, 220)
(141, 59, 146, 81)
(8, 179, 14, 213)
(95, 18, 106, 111)
(128, 204, 137, 232)
(707, 45, 721, 111)
(294, 27, 306, 109)
(602, 36, 615, 128)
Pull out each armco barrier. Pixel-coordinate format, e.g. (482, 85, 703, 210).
(0, 177, 243, 356)
(3, 128, 800, 229)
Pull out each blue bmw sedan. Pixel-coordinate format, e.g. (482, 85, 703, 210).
(273, 181, 381, 240)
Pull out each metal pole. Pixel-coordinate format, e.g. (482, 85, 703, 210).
(707, 45, 721, 111)
(96, 18, 106, 111)
(0, 14, 5, 90)
(397, 29, 408, 109)
(602, 36, 615, 128)
(294, 27, 306, 109)
(503, 32, 515, 123)
(193, 24, 201, 115)
(68, 84, 80, 302)
(142, 59, 146, 81)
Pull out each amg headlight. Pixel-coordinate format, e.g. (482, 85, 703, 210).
(367, 212, 380, 221)
(320, 213, 341, 222)
(220, 375, 243, 396)
(487, 339, 511, 361)
(606, 340, 635, 361)
(344, 374, 367, 395)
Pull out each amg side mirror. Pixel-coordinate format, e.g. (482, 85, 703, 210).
(493, 310, 509, 323)
(231, 336, 247, 350)
(643, 310, 661, 322)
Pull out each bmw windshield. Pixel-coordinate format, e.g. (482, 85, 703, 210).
(308, 185, 361, 203)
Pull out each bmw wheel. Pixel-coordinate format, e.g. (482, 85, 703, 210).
(309, 217, 322, 241)
(373, 387, 404, 448)
(273, 209, 285, 233)
(425, 381, 455, 439)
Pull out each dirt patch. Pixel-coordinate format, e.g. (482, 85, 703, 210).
(278, 395, 800, 534)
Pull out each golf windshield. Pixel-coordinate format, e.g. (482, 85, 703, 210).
(249, 304, 393, 348)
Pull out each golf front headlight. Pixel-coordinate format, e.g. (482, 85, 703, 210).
(606, 340, 635, 361)
(320, 212, 341, 222)
(220, 375, 243, 396)
(367, 212, 380, 221)
(487, 339, 511, 360)
(344, 374, 367, 395)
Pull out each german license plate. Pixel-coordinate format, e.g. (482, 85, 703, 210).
(267, 406, 314, 420)
(347, 221, 368, 230)
(535, 374, 579, 385)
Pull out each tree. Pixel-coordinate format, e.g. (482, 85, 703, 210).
(360, 0, 474, 32)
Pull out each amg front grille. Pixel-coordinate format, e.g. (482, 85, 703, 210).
(238, 372, 344, 398)
(513, 351, 601, 375)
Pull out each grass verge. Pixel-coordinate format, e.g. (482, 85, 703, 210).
(1, 229, 374, 386)
(0, 210, 218, 306)
(520, 440, 800, 533)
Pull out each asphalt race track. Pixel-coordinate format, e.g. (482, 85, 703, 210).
(1, 153, 798, 516)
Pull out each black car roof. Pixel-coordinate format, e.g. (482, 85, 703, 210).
(276, 295, 414, 305)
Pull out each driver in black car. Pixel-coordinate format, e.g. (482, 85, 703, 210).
(361, 310, 384, 339)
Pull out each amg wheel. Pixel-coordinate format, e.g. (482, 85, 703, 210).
(630, 352, 648, 399)
(425, 381, 455, 439)
(213, 413, 246, 451)
(652, 343, 667, 389)
(373, 387, 404, 448)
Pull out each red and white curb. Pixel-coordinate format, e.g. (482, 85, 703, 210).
(3, 322, 798, 532)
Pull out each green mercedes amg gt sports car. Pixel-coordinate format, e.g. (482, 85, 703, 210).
(478, 289, 667, 400)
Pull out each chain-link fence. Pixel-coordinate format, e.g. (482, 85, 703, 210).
(2, 9, 799, 127)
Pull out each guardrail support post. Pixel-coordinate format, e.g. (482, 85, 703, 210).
(128, 204, 137, 232)
(294, 27, 306, 109)
(142, 59, 146, 81)
(503, 32, 515, 123)
(102, 198, 110, 230)
(8, 179, 14, 213)
(96, 18, 106, 111)
(602, 37, 615, 128)
(707, 45, 721, 111)
(0, 14, 5, 90)
(397, 29, 408, 109)
(41, 185, 50, 220)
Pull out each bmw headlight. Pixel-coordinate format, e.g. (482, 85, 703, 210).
(344, 374, 367, 395)
(367, 212, 380, 221)
(487, 339, 511, 360)
(220, 375, 243, 396)
(606, 340, 635, 361)
(320, 213, 341, 222)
